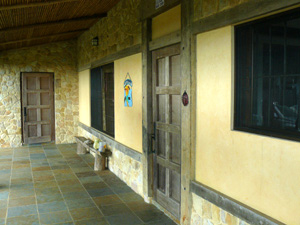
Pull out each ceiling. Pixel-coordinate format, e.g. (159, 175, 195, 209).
(0, 0, 121, 51)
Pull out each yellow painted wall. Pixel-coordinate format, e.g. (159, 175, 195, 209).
(196, 26, 300, 225)
(79, 69, 91, 126)
(114, 53, 142, 153)
(152, 4, 181, 40)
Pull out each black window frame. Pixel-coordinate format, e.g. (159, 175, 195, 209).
(234, 8, 300, 142)
(90, 63, 115, 137)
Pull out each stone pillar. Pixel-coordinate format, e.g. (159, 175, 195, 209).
(77, 143, 87, 154)
(94, 154, 105, 171)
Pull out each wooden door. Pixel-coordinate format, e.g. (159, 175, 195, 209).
(152, 44, 181, 219)
(22, 73, 55, 144)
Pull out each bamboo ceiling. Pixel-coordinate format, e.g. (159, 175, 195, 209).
(0, 0, 121, 51)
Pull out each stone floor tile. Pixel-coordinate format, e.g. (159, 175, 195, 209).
(87, 187, 114, 197)
(57, 179, 81, 187)
(7, 205, 37, 218)
(75, 171, 97, 178)
(82, 182, 108, 190)
(38, 200, 68, 213)
(92, 195, 122, 207)
(55, 173, 78, 180)
(0, 144, 177, 225)
(9, 196, 36, 207)
(74, 218, 108, 225)
(63, 191, 90, 200)
(134, 208, 166, 223)
(126, 200, 157, 212)
(118, 191, 144, 202)
(59, 184, 86, 194)
(35, 186, 61, 196)
(78, 176, 102, 184)
(99, 203, 132, 216)
(105, 212, 143, 225)
(33, 175, 55, 182)
(36, 193, 64, 204)
(6, 214, 39, 225)
(0, 199, 7, 209)
(9, 187, 35, 198)
(0, 191, 9, 200)
(32, 166, 51, 171)
(110, 185, 134, 194)
(65, 198, 95, 210)
(34, 180, 58, 189)
(39, 210, 73, 224)
(0, 208, 6, 218)
(69, 207, 103, 221)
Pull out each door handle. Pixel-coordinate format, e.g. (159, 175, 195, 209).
(151, 122, 156, 153)
(24, 107, 27, 122)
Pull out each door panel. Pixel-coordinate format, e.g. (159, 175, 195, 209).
(22, 73, 55, 144)
(152, 44, 181, 219)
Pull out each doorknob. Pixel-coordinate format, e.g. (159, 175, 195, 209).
(151, 122, 156, 153)
(24, 107, 27, 122)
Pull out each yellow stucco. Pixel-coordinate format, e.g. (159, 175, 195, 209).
(79, 69, 91, 126)
(152, 4, 181, 40)
(114, 53, 142, 153)
(196, 26, 300, 225)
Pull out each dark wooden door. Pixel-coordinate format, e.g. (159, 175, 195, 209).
(152, 44, 181, 219)
(22, 73, 55, 144)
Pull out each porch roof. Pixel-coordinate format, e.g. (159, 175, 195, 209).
(0, 0, 120, 51)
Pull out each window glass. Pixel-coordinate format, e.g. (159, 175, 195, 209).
(91, 63, 114, 137)
(235, 9, 300, 140)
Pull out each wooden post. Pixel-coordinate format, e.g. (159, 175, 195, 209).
(181, 0, 193, 224)
(142, 18, 153, 201)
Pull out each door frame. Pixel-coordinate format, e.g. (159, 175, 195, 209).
(141, 1, 193, 224)
(21, 72, 55, 145)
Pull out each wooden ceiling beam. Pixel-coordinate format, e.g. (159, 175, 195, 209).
(0, 14, 106, 33)
(0, 29, 87, 46)
(0, 0, 80, 11)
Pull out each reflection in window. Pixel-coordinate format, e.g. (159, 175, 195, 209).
(235, 9, 300, 140)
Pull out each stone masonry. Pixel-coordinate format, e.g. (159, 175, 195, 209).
(0, 40, 79, 148)
(191, 193, 250, 225)
(194, 0, 251, 21)
(77, 0, 142, 68)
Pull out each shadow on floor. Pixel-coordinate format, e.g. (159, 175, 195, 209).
(0, 143, 177, 225)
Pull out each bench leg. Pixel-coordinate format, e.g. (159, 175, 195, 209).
(77, 143, 87, 154)
(94, 155, 105, 171)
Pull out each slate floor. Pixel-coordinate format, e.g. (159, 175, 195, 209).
(0, 143, 176, 225)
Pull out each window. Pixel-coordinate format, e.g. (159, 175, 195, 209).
(91, 63, 114, 137)
(235, 9, 300, 141)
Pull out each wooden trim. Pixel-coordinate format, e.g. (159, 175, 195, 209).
(192, 0, 300, 35)
(0, 14, 106, 34)
(141, 19, 153, 199)
(141, 0, 180, 19)
(0, 0, 79, 11)
(78, 122, 142, 162)
(0, 30, 86, 46)
(149, 30, 181, 51)
(191, 181, 285, 225)
(78, 64, 91, 73)
(180, 0, 192, 223)
(78, 44, 142, 72)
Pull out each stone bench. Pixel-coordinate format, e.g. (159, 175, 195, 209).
(74, 136, 112, 171)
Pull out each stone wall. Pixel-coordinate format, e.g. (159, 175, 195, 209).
(78, 126, 143, 197)
(77, 0, 141, 68)
(191, 193, 250, 225)
(194, 0, 251, 21)
(0, 40, 79, 148)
